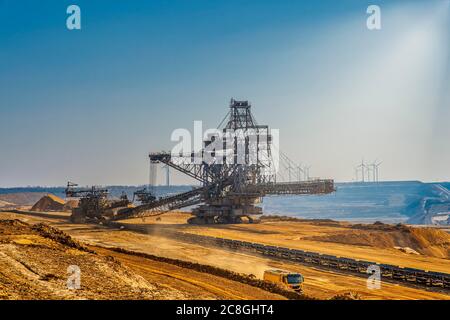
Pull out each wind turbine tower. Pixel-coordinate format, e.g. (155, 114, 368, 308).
(297, 164, 304, 181)
(366, 165, 372, 182)
(304, 165, 311, 181)
(357, 160, 366, 182)
(354, 166, 359, 182)
(287, 163, 293, 182)
(374, 161, 382, 182)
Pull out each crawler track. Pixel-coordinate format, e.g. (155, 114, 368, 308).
(111, 222, 450, 292)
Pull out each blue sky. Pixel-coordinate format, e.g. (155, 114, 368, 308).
(0, 0, 449, 186)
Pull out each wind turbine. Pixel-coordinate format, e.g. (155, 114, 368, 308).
(366, 165, 372, 182)
(356, 159, 366, 182)
(304, 165, 311, 181)
(278, 151, 298, 183)
(369, 160, 376, 182)
(374, 161, 382, 182)
(287, 163, 293, 182)
(354, 166, 359, 182)
(370, 162, 376, 182)
(296, 163, 304, 181)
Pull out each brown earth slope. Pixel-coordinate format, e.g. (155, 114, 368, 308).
(63, 199, 79, 211)
(31, 194, 65, 212)
(0, 192, 48, 207)
(306, 222, 450, 259)
(0, 219, 177, 299)
(1, 211, 449, 299)
(172, 215, 450, 272)
(0, 218, 287, 300)
(72, 226, 450, 300)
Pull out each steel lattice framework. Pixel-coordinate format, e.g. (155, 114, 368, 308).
(114, 99, 335, 223)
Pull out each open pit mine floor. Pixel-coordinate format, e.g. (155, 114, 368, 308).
(1, 210, 449, 300)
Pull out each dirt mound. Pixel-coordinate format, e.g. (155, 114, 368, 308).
(31, 194, 65, 212)
(31, 223, 93, 252)
(0, 193, 48, 206)
(0, 220, 91, 252)
(351, 221, 409, 232)
(330, 291, 361, 300)
(260, 215, 346, 227)
(408, 227, 450, 258)
(63, 199, 79, 211)
(0, 219, 180, 299)
(306, 223, 450, 259)
(0, 219, 31, 235)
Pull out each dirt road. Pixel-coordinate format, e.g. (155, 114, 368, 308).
(92, 246, 284, 300)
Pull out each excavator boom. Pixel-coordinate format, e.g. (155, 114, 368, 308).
(69, 99, 335, 224)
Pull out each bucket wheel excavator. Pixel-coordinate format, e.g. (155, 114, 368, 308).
(108, 99, 335, 224)
(65, 182, 133, 223)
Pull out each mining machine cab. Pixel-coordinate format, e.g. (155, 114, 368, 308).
(132, 188, 156, 205)
(263, 269, 304, 293)
(65, 182, 132, 223)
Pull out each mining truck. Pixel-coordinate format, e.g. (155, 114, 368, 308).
(263, 269, 304, 293)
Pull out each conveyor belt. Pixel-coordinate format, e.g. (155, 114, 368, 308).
(112, 187, 205, 220)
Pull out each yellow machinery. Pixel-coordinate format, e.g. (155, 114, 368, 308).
(263, 269, 304, 293)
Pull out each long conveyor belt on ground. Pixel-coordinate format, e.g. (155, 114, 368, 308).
(110, 222, 450, 291)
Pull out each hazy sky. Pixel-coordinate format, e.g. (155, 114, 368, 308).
(0, 0, 449, 187)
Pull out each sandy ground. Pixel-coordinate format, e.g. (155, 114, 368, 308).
(92, 246, 284, 300)
(70, 227, 450, 300)
(128, 213, 450, 273)
(0, 219, 172, 299)
(0, 214, 284, 300)
(1, 210, 449, 300)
